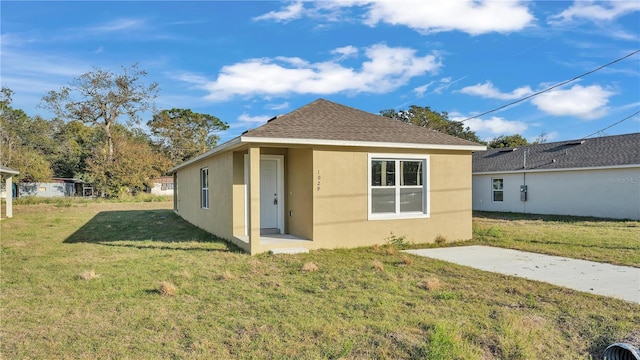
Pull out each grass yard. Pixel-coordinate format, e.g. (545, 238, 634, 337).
(1, 202, 639, 359)
(471, 211, 640, 267)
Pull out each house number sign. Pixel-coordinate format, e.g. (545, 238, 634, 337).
(317, 170, 321, 191)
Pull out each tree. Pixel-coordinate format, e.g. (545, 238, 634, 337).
(148, 108, 229, 165)
(42, 64, 158, 162)
(380, 105, 483, 143)
(86, 125, 171, 196)
(0, 87, 54, 182)
(487, 134, 529, 149)
(532, 131, 548, 145)
(50, 120, 99, 178)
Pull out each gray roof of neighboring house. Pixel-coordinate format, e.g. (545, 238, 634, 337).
(473, 132, 640, 173)
(243, 98, 482, 147)
(0, 165, 19, 175)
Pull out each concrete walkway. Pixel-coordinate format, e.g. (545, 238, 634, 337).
(404, 246, 640, 304)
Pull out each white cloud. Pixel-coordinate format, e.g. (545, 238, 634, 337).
(549, 0, 640, 23)
(238, 112, 272, 124)
(255, 1, 535, 35)
(253, 2, 305, 23)
(266, 102, 290, 111)
(89, 18, 146, 32)
(364, 1, 534, 35)
(459, 81, 533, 100)
(413, 82, 434, 97)
(413, 76, 465, 97)
(190, 44, 441, 101)
(331, 45, 359, 59)
(462, 116, 529, 135)
(531, 84, 614, 120)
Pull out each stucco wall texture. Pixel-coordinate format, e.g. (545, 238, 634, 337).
(175, 145, 474, 254)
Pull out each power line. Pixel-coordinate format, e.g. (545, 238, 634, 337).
(457, 49, 640, 123)
(580, 110, 640, 139)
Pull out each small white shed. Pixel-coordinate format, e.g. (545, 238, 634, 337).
(0, 165, 19, 219)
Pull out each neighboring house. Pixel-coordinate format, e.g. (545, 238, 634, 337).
(18, 178, 90, 198)
(0, 165, 19, 219)
(472, 133, 640, 220)
(147, 176, 174, 196)
(170, 99, 485, 254)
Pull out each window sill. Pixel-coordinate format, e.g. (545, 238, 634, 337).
(368, 213, 430, 221)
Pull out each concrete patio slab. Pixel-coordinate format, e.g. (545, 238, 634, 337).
(404, 245, 640, 304)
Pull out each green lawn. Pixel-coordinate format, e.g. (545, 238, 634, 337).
(1, 202, 638, 359)
(470, 211, 640, 267)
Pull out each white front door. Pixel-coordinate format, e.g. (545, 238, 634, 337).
(260, 159, 279, 230)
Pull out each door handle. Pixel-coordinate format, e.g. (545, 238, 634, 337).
(274, 198, 278, 205)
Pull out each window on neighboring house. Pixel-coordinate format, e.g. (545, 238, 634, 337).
(201, 168, 209, 209)
(369, 155, 429, 219)
(492, 178, 504, 202)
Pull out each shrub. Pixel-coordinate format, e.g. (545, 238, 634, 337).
(434, 235, 447, 244)
(387, 232, 411, 248)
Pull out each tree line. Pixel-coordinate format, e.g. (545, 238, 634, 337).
(379, 105, 546, 148)
(1, 64, 539, 197)
(0, 64, 228, 197)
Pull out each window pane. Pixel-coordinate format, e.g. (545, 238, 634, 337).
(400, 161, 422, 186)
(400, 188, 423, 212)
(372, 188, 395, 213)
(492, 178, 503, 190)
(371, 160, 382, 186)
(371, 160, 395, 186)
(493, 190, 503, 202)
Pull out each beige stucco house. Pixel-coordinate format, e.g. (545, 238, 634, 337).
(169, 99, 486, 254)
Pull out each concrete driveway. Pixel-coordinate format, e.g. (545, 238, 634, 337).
(404, 245, 640, 304)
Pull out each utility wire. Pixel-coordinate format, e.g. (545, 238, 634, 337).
(457, 49, 640, 123)
(580, 110, 640, 139)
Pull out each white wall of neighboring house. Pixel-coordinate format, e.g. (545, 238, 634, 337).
(473, 166, 640, 220)
(149, 182, 174, 196)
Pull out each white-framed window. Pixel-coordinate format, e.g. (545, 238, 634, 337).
(201, 168, 209, 209)
(492, 178, 503, 202)
(368, 154, 429, 220)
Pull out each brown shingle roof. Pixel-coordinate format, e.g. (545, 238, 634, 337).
(169, 99, 484, 173)
(243, 99, 482, 147)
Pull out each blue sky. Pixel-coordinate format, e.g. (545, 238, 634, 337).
(2, 1, 639, 144)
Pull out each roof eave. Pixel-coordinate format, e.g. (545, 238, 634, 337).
(170, 135, 486, 173)
(241, 136, 486, 151)
(473, 163, 640, 175)
(0, 167, 19, 175)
